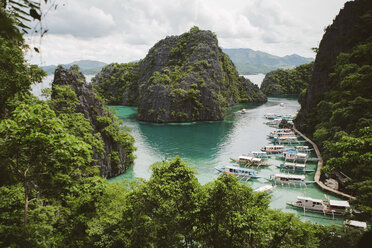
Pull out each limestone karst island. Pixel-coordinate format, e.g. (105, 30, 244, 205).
(0, 0, 371, 247)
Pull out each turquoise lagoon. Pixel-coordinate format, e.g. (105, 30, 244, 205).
(109, 97, 345, 226)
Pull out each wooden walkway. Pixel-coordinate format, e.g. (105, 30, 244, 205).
(293, 127, 355, 200)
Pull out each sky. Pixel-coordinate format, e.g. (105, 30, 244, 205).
(26, 0, 350, 66)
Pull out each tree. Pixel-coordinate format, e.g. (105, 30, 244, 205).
(0, 103, 93, 224)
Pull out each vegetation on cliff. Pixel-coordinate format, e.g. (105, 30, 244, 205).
(260, 62, 313, 95)
(92, 62, 139, 105)
(93, 26, 266, 123)
(295, 0, 372, 221)
(51, 65, 136, 178)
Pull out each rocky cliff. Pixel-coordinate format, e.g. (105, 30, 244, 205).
(295, 0, 372, 132)
(93, 27, 266, 123)
(51, 66, 135, 178)
(260, 63, 313, 95)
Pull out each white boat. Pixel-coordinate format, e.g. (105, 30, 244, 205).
(215, 165, 260, 179)
(267, 131, 296, 138)
(230, 156, 269, 167)
(261, 145, 285, 154)
(287, 196, 350, 216)
(265, 118, 282, 126)
(281, 150, 309, 162)
(293, 146, 313, 153)
(237, 108, 247, 114)
(264, 113, 281, 119)
(267, 174, 315, 185)
(276, 162, 315, 173)
(274, 136, 301, 144)
(254, 184, 276, 193)
(251, 151, 271, 159)
(344, 220, 367, 231)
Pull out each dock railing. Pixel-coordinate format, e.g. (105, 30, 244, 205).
(293, 127, 355, 200)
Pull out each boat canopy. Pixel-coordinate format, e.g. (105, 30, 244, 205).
(225, 165, 256, 173)
(275, 174, 305, 180)
(239, 155, 253, 160)
(297, 196, 323, 204)
(329, 200, 350, 208)
(284, 162, 306, 168)
(344, 220, 367, 230)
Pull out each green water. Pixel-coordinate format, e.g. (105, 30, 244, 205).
(109, 97, 345, 226)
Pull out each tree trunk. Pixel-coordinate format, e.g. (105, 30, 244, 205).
(23, 169, 29, 225)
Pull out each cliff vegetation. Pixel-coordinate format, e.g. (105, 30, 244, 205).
(260, 62, 313, 95)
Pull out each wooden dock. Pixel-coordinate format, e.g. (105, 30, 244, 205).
(293, 127, 355, 200)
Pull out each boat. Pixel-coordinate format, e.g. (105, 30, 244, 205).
(282, 114, 295, 121)
(344, 220, 367, 231)
(276, 162, 315, 173)
(230, 156, 270, 167)
(254, 184, 276, 193)
(274, 136, 302, 144)
(261, 145, 285, 154)
(251, 151, 271, 159)
(293, 145, 313, 153)
(236, 108, 247, 114)
(266, 174, 315, 185)
(287, 196, 351, 216)
(265, 118, 282, 126)
(264, 113, 281, 119)
(267, 131, 296, 138)
(280, 150, 309, 162)
(215, 165, 260, 179)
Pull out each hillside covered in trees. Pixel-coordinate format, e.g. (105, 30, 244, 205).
(260, 62, 313, 95)
(295, 0, 372, 221)
(93, 27, 267, 123)
(0, 0, 371, 247)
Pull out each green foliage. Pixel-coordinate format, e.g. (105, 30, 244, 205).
(0, 37, 46, 116)
(93, 62, 139, 105)
(300, 16, 372, 220)
(261, 62, 313, 95)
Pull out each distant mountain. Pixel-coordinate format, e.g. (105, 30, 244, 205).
(222, 48, 314, 75)
(41, 60, 107, 75)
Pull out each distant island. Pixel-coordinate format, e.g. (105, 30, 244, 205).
(41, 60, 107, 75)
(223, 48, 314, 75)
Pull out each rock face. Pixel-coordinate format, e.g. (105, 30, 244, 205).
(93, 27, 266, 123)
(52, 66, 135, 178)
(295, 0, 372, 131)
(260, 63, 313, 96)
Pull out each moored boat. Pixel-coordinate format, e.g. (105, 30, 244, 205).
(251, 151, 271, 159)
(280, 150, 309, 162)
(230, 156, 270, 167)
(264, 113, 281, 119)
(293, 145, 313, 153)
(276, 162, 315, 173)
(215, 165, 260, 179)
(266, 174, 315, 185)
(261, 145, 285, 154)
(287, 196, 351, 216)
(254, 184, 276, 193)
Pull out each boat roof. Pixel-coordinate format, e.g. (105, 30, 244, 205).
(274, 174, 305, 179)
(254, 185, 274, 192)
(225, 165, 256, 172)
(252, 151, 266, 154)
(297, 153, 308, 157)
(265, 145, 284, 148)
(239, 156, 253, 160)
(295, 146, 309, 149)
(284, 162, 305, 168)
(329, 200, 350, 207)
(297, 196, 323, 203)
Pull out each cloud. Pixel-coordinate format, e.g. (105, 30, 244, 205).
(27, 0, 350, 65)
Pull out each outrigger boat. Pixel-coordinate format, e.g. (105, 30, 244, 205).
(293, 145, 313, 153)
(236, 108, 247, 114)
(287, 196, 351, 216)
(265, 118, 282, 126)
(215, 165, 260, 179)
(251, 151, 271, 159)
(261, 145, 285, 154)
(282, 114, 295, 121)
(266, 174, 315, 186)
(254, 184, 276, 193)
(264, 113, 281, 120)
(273, 136, 302, 144)
(276, 162, 315, 173)
(280, 150, 309, 162)
(267, 131, 296, 138)
(230, 156, 270, 167)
